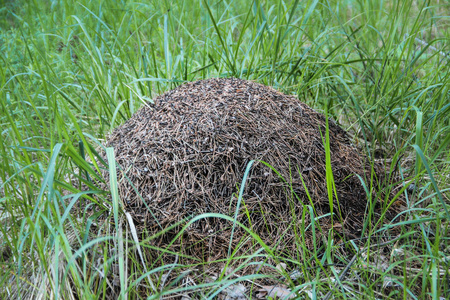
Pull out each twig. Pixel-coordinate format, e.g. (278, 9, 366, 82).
(404, 34, 449, 59)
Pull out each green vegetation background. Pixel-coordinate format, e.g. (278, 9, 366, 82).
(0, 0, 449, 299)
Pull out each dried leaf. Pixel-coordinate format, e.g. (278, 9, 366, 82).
(383, 276, 401, 289)
(223, 283, 246, 299)
(258, 285, 296, 299)
(276, 263, 287, 273)
(289, 269, 303, 280)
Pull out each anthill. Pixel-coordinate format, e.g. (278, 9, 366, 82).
(100, 78, 400, 262)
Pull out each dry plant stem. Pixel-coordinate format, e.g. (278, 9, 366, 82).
(404, 34, 449, 59)
(323, 236, 401, 300)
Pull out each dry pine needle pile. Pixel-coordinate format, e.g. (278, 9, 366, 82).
(102, 78, 394, 260)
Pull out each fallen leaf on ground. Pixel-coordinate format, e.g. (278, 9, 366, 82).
(256, 285, 296, 299)
(223, 283, 246, 299)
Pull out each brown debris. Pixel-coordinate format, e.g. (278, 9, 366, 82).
(100, 78, 395, 262)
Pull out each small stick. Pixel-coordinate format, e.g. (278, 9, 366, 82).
(404, 34, 449, 59)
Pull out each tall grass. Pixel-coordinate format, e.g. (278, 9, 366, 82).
(1, 0, 449, 298)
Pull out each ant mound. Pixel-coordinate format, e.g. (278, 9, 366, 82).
(104, 78, 393, 261)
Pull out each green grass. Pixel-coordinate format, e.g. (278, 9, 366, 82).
(1, 0, 449, 298)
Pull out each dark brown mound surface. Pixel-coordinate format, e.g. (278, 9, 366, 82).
(103, 78, 390, 260)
